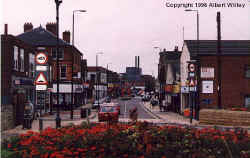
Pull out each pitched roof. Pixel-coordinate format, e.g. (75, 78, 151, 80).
(17, 26, 69, 46)
(185, 40, 250, 56)
(160, 51, 181, 60)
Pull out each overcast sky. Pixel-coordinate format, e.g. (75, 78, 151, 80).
(1, 0, 249, 77)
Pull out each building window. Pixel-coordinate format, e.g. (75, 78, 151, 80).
(13, 46, 18, 70)
(29, 53, 35, 77)
(245, 95, 250, 108)
(245, 65, 250, 78)
(20, 49, 24, 72)
(60, 64, 67, 79)
(52, 48, 64, 60)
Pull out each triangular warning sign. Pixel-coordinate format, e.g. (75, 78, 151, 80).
(189, 79, 195, 86)
(35, 72, 48, 85)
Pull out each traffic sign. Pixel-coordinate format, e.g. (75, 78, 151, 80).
(34, 72, 48, 85)
(188, 63, 195, 72)
(35, 52, 48, 65)
(36, 85, 47, 90)
(189, 78, 196, 87)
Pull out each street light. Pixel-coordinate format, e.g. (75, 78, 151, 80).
(106, 63, 112, 97)
(185, 9, 200, 120)
(55, 0, 62, 128)
(154, 47, 164, 109)
(96, 52, 103, 108)
(71, 9, 87, 120)
(72, 9, 87, 45)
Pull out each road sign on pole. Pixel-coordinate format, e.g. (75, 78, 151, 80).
(34, 72, 48, 85)
(35, 52, 48, 65)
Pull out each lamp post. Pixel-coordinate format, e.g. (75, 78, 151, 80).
(185, 9, 200, 120)
(55, 0, 62, 128)
(96, 52, 103, 108)
(106, 63, 112, 98)
(71, 9, 86, 120)
(154, 47, 164, 110)
(72, 9, 87, 45)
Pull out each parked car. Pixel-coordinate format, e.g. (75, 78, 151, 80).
(105, 97, 111, 103)
(101, 102, 120, 115)
(98, 105, 119, 122)
(150, 99, 158, 106)
(92, 100, 101, 109)
(142, 95, 151, 102)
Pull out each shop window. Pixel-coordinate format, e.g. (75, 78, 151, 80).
(20, 49, 24, 72)
(60, 65, 67, 79)
(245, 65, 250, 78)
(29, 53, 35, 77)
(245, 95, 250, 108)
(13, 46, 18, 70)
(52, 48, 64, 60)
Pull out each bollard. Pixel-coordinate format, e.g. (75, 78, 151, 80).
(39, 119, 43, 131)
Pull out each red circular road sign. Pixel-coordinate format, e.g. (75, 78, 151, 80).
(35, 52, 48, 65)
(188, 63, 195, 72)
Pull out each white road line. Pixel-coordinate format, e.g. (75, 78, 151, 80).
(139, 101, 159, 119)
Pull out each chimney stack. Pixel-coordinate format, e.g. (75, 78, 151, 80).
(63, 30, 70, 43)
(4, 24, 8, 35)
(138, 56, 140, 68)
(46, 22, 57, 36)
(135, 56, 137, 68)
(24, 22, 33, 32)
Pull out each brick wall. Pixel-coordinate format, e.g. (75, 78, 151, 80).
(1, 105, 15, 131)
(200, 55, 250, 109)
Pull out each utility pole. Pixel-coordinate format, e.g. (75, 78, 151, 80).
(217, 12, 222, 109)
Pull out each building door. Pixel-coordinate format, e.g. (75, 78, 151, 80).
(13, 91, 26, 125)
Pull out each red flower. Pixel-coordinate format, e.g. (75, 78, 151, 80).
(91, 146, 96, 150)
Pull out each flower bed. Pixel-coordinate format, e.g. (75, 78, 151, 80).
(2, 122, 250, 158)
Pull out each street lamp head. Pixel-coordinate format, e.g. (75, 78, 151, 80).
(185, 9, 193, 11)
(79, 10, 87, 12)
(55, 0, 62, 4)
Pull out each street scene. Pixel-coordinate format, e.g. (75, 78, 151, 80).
(1, 0, 250, 157)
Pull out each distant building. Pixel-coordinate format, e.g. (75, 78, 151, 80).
(158, 47, 181, 113)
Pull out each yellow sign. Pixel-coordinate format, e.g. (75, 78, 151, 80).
(172, 85, 180, 93)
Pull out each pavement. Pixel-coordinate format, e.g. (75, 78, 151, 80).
(141, 102, 199, 125)
(1, 104, 97, 142)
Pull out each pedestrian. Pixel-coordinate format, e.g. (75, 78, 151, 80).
(159, 100, 163, 112)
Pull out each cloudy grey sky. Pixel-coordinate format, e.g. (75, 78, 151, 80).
(1, 0, 249, 77)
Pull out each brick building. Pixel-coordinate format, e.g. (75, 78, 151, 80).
(1, 24, 36, 128)
(17, 22, 84, 110)
(180, 40, 250, 112)
(87, 66, 108, 101)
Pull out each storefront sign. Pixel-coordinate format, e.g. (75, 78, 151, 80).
(165, 85, 173, 92)
(202, 80, 213, 93)
(181, 86, 189, 93)
(201, 67, 214, 78)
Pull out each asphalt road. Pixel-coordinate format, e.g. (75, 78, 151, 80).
(117, 97, 155, 119)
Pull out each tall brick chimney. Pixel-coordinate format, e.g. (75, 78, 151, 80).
(24, 22, 33, 32)
(63, 30, 70, 43)
(4, 24, 8, 35)
(46, 22, 57, 36)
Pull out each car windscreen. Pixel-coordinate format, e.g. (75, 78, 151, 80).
(100, 106, 116, 112)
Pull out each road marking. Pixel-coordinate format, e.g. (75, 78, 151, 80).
(139, 102, 160, 119)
